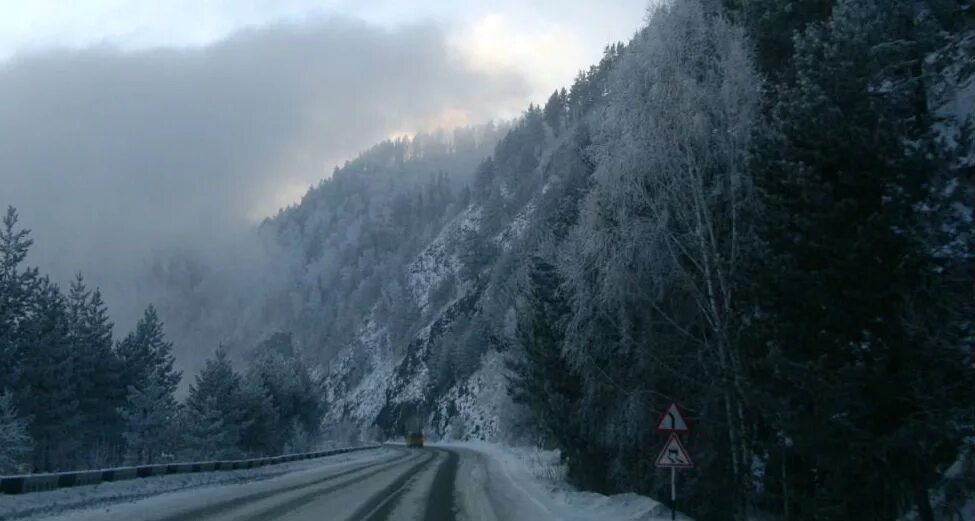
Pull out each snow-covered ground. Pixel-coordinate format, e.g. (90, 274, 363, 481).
(448, 442, 688, 521)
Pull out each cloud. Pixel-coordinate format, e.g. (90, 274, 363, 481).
(449, 13, 586, 105)
(0, 16, 528, 333)
(338, 0, 648, 105)
(0, 1, 337, 60)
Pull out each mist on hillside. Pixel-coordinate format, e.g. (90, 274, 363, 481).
(0, 17, 527, 370)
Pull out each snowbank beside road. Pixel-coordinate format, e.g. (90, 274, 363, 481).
(446, 442, 691, 521)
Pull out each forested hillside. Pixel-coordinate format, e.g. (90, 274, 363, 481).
(1, 0, 972, 520)
(0, 208, 323, 472)
(314, 1, 975, 520)
(136, 125, 506, 376)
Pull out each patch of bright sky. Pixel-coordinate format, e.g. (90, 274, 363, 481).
(0, 0, 647, 107)
(342, 0, 648, 106)
(0, 0, 647, 215)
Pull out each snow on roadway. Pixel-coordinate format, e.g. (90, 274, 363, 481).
(2, 444, 691, 521)
(191, 449, 430, 521)
(0, 448, 395, 521)
(381, 449, 443, 520)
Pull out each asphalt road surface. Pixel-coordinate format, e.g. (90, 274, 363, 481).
(37, 447, 495, 521)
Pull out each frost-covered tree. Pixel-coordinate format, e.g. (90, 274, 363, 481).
(0, 210, 119, 471)
(17, 278, 84, 471)
(557, 0, 760, 514)
(118, 306, 181, 464)
(247, 335, 321, 452)
(67, 275, 123, 466)
(507, 257, 591, 484)
(121, 376, 178, 465)
(181, 396, 237, 460)
(0, 207, 38, 401)
(746, 1, 975, 519)
(117, 306, 181, 393)
(237, 372, 281, 456)
(182, 347, 245, 459)
(282, 418, 315, 454)
(543, 88, 569, 133)
(0, 391, 32, 474)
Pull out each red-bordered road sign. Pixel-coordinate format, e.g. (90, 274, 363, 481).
(655, 433, 694, 469)
(655, 401, 690, 433)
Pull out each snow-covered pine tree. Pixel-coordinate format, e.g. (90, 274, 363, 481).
(282, 418, 315, 454)
(181, 396, 238, 460)
(116, 305, 181, 394)
(747, 0, 975, 519)
(17, 278, 83, 471)
(543, 89, 568, 134)
(182, 346, 245, 459)
(84, 288, 125, 464)
(247, 338, 321, 453)
(507, 256, 592, 485)
(118, 306, 181, 465)
(0, 391, 32, 474)
(721, 0, 836, 79)
(0, 207, 38, 403)
(237, 372, 280, 456)
(67, 275, 123, 466)
(120, 376, 178, 465)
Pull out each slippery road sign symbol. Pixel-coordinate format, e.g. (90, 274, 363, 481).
(656, 401, 690, 433)
(655, 433, 693, 469)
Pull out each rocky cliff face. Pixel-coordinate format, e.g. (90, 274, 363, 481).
(319, 198, 534, 441)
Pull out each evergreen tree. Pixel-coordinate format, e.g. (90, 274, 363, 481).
(543, 89, 568, 133)
(0, 390, 32, 474)
(507, 257, 593, 485)
(117, 306, 180, 393)
(237, 373, 281, 456)
(182, 346, 245, 459)
(0, 207, 38, 396)
(247, 340, 321, 453)
(283, 418, 315, 454)
(67, 275, 122, 466)
(120, 376, 178, 465)
(182, 395, 238, 460)
(17, 278, 83, 471)
(118, 306, 181, 464)
(722, 0, 836, 78)
(85, 288, 125, 463)
(748, 1, 975, 519)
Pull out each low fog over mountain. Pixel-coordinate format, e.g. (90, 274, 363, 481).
(1, 2, 972, 521)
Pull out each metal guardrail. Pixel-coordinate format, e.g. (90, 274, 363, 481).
(0, 444, 382, 495)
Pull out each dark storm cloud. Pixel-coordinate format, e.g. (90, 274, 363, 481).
(0, 17, 527, 331)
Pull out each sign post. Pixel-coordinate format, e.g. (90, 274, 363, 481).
(655, 401, 692, 521)
(671, 467, 676, 520)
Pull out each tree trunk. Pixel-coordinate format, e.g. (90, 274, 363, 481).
(723, 390, 744, 520)
(913, 482, 934, 521)
(782, 450, 790, 521)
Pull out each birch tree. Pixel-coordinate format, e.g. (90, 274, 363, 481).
(559, 0, 760, 514)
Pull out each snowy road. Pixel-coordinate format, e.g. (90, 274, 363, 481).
(24, 447, 455, 521)
(4, 444, 671, 521)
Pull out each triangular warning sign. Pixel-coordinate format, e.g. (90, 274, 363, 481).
(656, 401, 690, 433)
(655, 433, 693, 469)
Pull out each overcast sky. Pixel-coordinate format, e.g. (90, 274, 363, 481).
(0, 0, 647, 105)
(0, 0, 646, 331)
